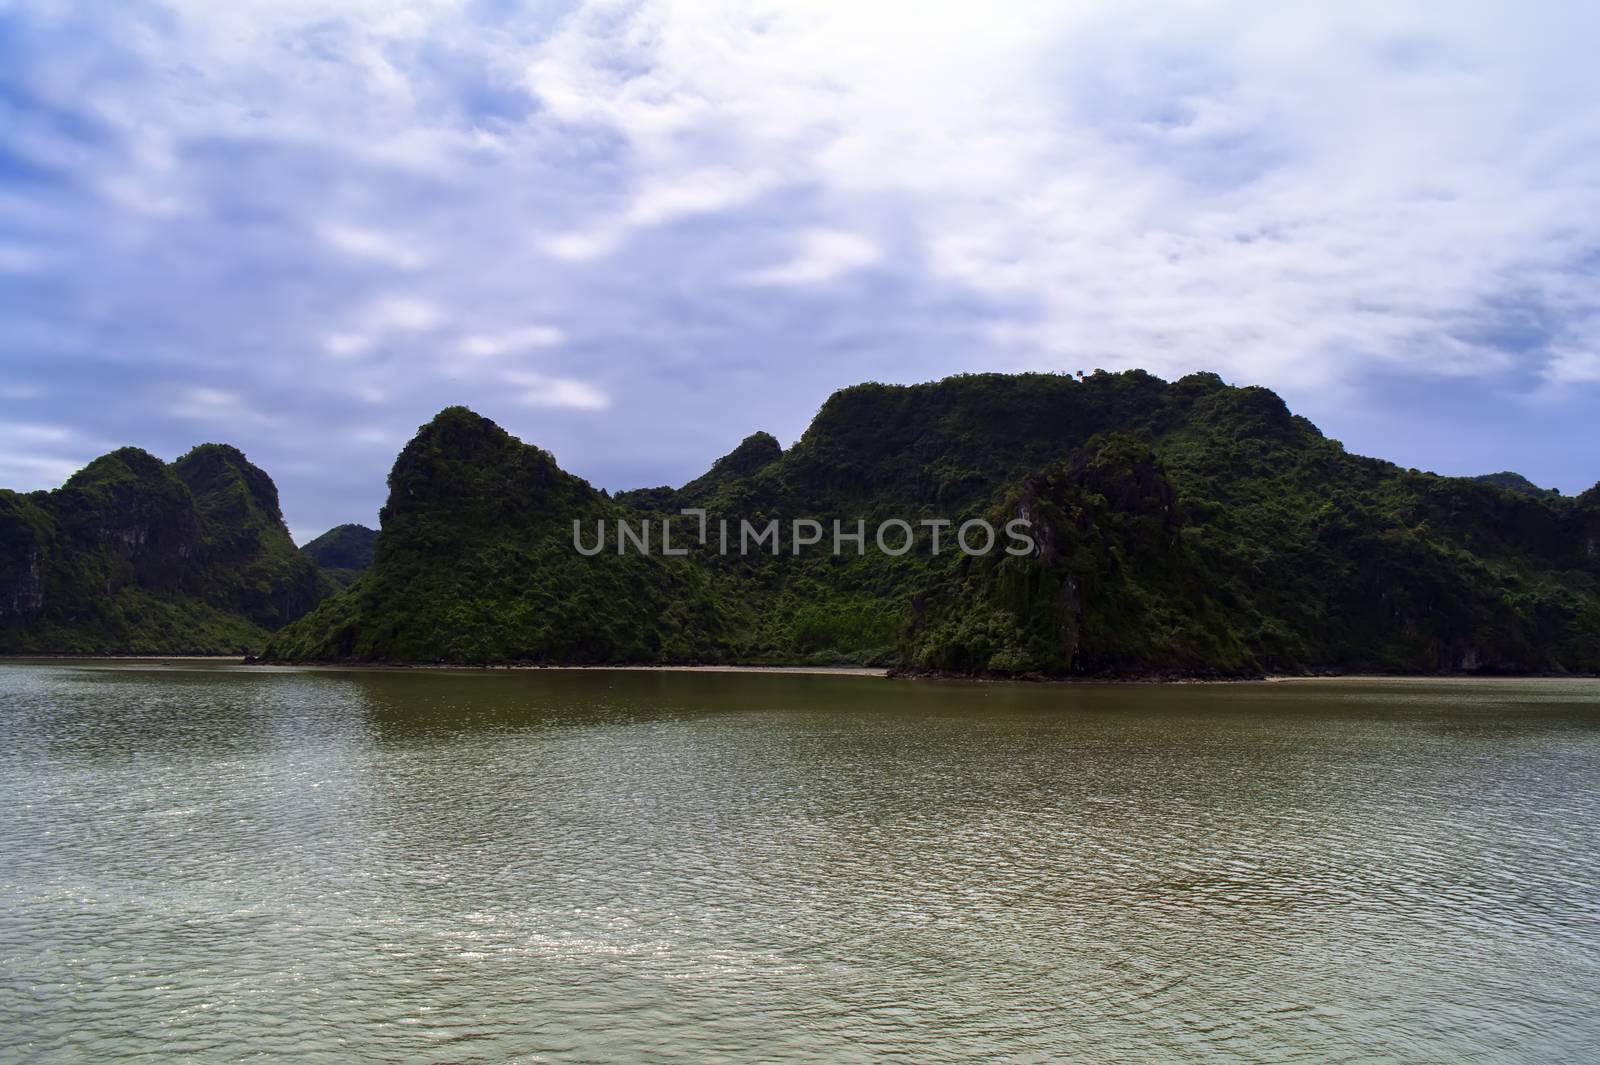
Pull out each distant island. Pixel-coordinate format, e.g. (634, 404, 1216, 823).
(3, 370, 1597, 675)
(300, 523, 378, 588)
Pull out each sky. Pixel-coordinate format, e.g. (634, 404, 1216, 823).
(1, 0, 1598, 541)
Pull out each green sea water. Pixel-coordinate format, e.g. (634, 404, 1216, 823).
(2, 662, 1598, 1062)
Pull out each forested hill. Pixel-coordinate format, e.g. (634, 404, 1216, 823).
(0, 444, 335, 653)
(301, 523, 378, 587)
(266, 370, 1600, 675)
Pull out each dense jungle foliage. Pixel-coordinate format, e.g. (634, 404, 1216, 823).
(301, 523, 378, 587)
(264, 371, 1600, 675)
(0, 444, 334, 653)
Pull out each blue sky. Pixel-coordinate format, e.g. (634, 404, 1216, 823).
(2, 0, 1598, 541)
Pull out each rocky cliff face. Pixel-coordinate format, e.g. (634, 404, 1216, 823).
(0, 491, 50, 624)
(0, 444, 335, 653)
(52, 448, 203, 593)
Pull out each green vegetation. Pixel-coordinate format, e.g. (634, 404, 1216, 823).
(266, 372, 1600, 674)
(1470, 472, 1561, 500)
(0, 444, 335, 654)
(301, 523, 378, 586)
(7, 372, 1595, 670)
(266, 408, 742, 663)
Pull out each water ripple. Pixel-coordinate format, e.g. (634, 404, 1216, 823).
(2, 664, 1598, 1062)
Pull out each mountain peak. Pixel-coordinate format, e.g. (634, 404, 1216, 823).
(301, 523, 377, 585)
(1471, 472, 1560, 500)
(64, 446, 171, 490)
(1, 440, 330, 652)
(267, 368, 1600, 673)
(178, 442, 251, 465)
(719, 431, 783, 475)
(174, 442, 285, 526)
(383, 407, 588, 532)
(422, 405, 501, 435)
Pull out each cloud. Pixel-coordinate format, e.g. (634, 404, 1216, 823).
(317, 221, 427, 269)
(503, 371, 610, 411)
(350, 426, 402, 447)
(0, 423, 104, 489)
(98, 175, 187, 217)
(169, 387, 279, 427)
(363, 295, 440, 332)
(544, 167, 771, 262)
(543, 229, 620, 263)
(458, 326, 565, 359)
(7, 423, 79, 445)
(1546, 349, 1600, 385)
(741, 229, 880, 286)
(322, 332, 376, 359)
(525, 0, 1600, 391)
(0, 451, 84, 488)
(321, 295, 443, 358)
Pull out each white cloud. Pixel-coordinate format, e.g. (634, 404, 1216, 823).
(169, 387, 278, 426)
(741, 229, 880, 286)
(317, 221, 427, 269)
(98, 175, 186, 217)
(544, 229, 620, 263)
(625, 167, 769, 227)
(459, 326, 566, 359)
(350, 426, 401, 446)
(543, 167, 770, 262)
(0, 451, 84, 489)
(364, 295, 440, 332)
(322, 332, 375, 358)
(502, 370, 610, 411)
(524, 0, 1600, 390)
(321, 295, 442, 359)
(1546, 349, 1600, 385)
(0, 424, 100, 490)
(7, 423, 78, 445)
(38, 0, 1599, 394)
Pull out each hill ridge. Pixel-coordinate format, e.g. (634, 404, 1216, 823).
(264, 370, 1600, 674)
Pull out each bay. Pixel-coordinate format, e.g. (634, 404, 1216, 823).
(2, 662, 1598, 1062)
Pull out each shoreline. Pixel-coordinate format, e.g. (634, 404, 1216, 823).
(282, 662, 896, 678)
(4, 655, 1595, 683)
(0, 655, 890, 678)
(0, 654, 246, 662)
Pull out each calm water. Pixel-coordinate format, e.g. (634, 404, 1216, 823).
(1, 663, 1598, 1063)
